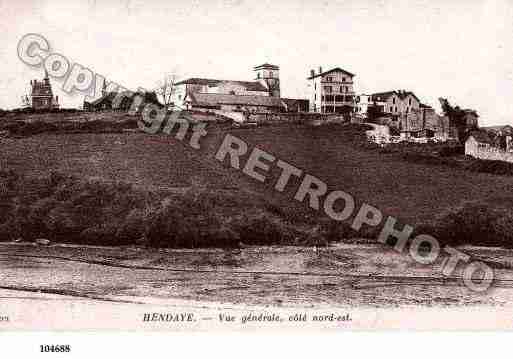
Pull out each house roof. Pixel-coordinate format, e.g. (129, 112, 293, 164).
(228, 81, 268, 92)
(188, 93, 285, 108)
(482, 125, 513, 133)
(307, 67, 355, 79)
(254, 63, 280, 70)
(371, 90, 420, 103)
(371, 91, 397, 101)
(86, 91, 162, 107)
(468, 130, 494, 144)
(397, 91, 420, 102)
(462, 109, 479, 117)
(88, 92, 117, 106)
(175, 78, 268, 92)
(175, 78, 220, 86)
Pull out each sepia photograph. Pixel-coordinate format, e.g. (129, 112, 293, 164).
(1, 0, 513, 345)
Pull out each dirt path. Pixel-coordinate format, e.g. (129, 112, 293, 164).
(1, 243, 513, 308)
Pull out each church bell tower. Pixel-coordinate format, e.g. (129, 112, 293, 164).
(254, 63, 280, 97)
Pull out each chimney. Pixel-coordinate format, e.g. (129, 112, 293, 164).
(55, 95, 59, 103)
(310, 69, 315, 78)
(318, 66, 323, 74)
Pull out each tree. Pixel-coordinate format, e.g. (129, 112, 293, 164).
(155, 73, 179, 109)
(367, 103, 385, 123)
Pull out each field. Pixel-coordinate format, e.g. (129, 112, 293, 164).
(1, 113, 513, 312)
(1, 112, 512, 246)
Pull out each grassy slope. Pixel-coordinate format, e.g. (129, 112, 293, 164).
(1, 121, 512, 232)
(231, 124, 512, 226)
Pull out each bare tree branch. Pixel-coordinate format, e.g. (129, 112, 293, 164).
(155, 73, 179, 108)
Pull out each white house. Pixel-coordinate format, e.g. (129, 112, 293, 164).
(355, 94, 372, 116)
(465, 131, 513, 163)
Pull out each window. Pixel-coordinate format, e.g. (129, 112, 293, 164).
(325, 86, 333, 93)
(393, 97, 396, 105)
(340, 86, 343, 93)
(345, 86, 348, 92)
(342, 77, 346, 82)
(269, 71, 273, 78)
(409, 98, 412, 105)
(327, 76, 333, 82)
(257, 73, 260, 79)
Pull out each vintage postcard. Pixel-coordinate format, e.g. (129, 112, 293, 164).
(1, 0, 513, 339)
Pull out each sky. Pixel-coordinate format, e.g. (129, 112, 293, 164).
(1, 0, 512, 126)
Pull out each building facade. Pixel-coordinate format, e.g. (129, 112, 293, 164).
(370, 90, 420, 116)
(355, 94, 372, 116)
(30, 70, 59, 110)
(307, 67, 356, 114)
(466, 131, 513, 163)
(254, 63, 280, 98)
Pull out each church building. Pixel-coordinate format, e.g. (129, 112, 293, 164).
(172, 63, 308, 114)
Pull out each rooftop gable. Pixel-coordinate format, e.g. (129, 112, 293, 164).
(254, 63, 280, 70)
(371, 90, 420, 103)
(307, 67, 355, 80)
(175, 78, 268, 92)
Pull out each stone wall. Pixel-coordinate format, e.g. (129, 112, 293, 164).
(466, 137, 513, 163)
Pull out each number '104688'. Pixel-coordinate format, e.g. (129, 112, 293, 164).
(40, 345, 71, 353)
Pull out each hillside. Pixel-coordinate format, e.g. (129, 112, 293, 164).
(1, 113, 512, 246)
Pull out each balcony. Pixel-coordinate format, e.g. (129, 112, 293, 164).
(321, 95, 355, 103)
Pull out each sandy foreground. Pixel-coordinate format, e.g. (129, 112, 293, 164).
(1, 242, 513, 330)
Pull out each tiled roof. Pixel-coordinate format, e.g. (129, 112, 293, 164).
(189, 93, 285, 108)
(254, 63, 280, 70)
(371, 91, 397, 101)
(229, 81, 268, 92)
(307, 67, 355, 79)
(87, 91, 162, 107)
(175, 78, 221, 86)
(398, 91, 420, 102)
(89, 92, 118, 106)
(175, 78, 268, 92)
(463, 109, 479, 117)
(371, 90, 420, 103)
(482, 125, 513, 133)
